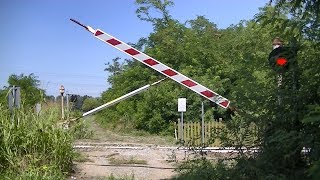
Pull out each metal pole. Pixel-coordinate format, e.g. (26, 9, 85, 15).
(61, 94, 64, 119)
(12, 85, 16, 107)
(201, 101, 205, 144)
(294, 72, 298, 122)
(273, 37, 284, 107)
(66, 93, 69, 119)
(82, 78, 167, 117)
(10, 86, 15, 124)
(181, 112, 184, 141)
(277, 73, 283, 106)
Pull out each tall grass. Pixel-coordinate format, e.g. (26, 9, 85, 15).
(0, 104, 74, 179)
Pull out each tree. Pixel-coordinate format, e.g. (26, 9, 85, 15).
(100, 0, 238, 134)
(203, 2, 320, 179)
(45, 95, 55, 103)
(257, 0, 320, 43)
(270, 0, 320, 38)
(104, 57, 125, 85)
(99, 1, 319, 178)
(136, 0, 174, 26)
(0, 73, 45, 108)
(81, 97, 101, 112)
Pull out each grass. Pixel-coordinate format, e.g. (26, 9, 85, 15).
(108, 156, 147, 165)
(103, 173, 135, 180)
(0, 103, 89, 179)
(68, 117, 94, 139)
(105, 153, 120, 158)
(73, 151, 93, 163)
(94, 116, 176, 146)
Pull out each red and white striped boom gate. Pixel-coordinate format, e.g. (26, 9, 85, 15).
(70, 19, 230, 109)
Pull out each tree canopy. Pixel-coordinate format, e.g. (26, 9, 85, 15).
(98, 0, 319, 178)
(0, 73, 45, 108)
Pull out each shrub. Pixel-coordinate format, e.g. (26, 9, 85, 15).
(175, 158, 230, 180)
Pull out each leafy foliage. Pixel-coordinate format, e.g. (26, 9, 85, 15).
(0, 73, 45, 109)
(81, 97, 101, 112)
(260, 0, 320, 42)
(97, 0, 320, 179)
(175, 159, 230, 180)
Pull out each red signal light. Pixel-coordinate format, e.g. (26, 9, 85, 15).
(276, 57, 288, 66)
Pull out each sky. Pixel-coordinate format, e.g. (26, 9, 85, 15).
(0, 0, 267, 97)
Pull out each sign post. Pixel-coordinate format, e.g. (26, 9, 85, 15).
(178, 98, 186, 141)
(8, 86, 20, 124)
(59, 85, 65, 120)
(8, 86, 21, 111)
(201, 101, 205, 145)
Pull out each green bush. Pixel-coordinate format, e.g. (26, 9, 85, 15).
(81, 97, 101, 112)
(175, 158, 230, 180)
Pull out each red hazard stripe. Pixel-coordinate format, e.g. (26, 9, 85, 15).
(107, 38, 121, 46)
(182, 80, 197, 87)
(162, 69, 177, 76)
(219, 100, 229, 107)
(125, 48, 140, 56)
(95, 30, 104, 36)
(143, 58, 159, 66)
(201, 90, 216, 98)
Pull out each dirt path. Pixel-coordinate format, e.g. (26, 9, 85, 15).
(71, 117, 183, 180)
(72, 144, 185, 179)
(70, 117, 241, 179)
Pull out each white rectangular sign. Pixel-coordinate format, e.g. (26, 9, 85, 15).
(178, 98, 186, 112)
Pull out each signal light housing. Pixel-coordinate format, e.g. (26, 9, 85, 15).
(268, 46, 295, 73)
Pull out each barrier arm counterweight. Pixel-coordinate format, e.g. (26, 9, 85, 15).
(70, 19, 230, 109)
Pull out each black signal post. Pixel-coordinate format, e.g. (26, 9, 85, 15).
(269, 38, 297, 106)
(268, 37, 299, 127)
(266, 38, 302, 171)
